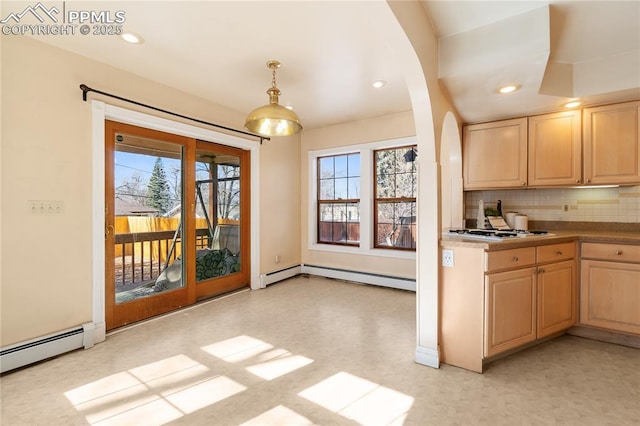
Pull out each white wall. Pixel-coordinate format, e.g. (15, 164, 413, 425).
(0, 36, 301, 346)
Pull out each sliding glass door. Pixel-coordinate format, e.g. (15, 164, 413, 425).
(105, 122, 250, 330)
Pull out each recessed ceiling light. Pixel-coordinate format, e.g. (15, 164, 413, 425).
(498, 84, 520, 94)
(372, 80, 387, 89)
(564, 100, 581, 108)
(121, 32, 142, 44)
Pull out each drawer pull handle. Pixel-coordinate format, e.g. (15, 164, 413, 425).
(616, 250, 623, 255)
(556, 251, 563, 256)
(512, 256, 519, 261)
(538, 268, 545, 274)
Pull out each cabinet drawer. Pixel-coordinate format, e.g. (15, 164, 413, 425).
(486, 247, 536, 272)
(537, 242, 576, 263)
(581, 242, 640, 263)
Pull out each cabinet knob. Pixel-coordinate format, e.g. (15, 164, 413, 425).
(537, 268, 545, 274)
(576, 179, 580, 183)
(616, 250, 623, 255)
(587, 178, 591, 183)
(522, 182, 526, 186)
(556, 251, 563, 256)
(512, 256, 519, 262)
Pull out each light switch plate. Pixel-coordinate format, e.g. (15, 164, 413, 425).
(29, 200, 64, 216)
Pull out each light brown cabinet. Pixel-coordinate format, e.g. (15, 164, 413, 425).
(484, 242, 577, 356)
(463, 101, 640, 189)
(583, 101, 640, 185)
(441, 240, 577, 372)
(580, 242, 640, 334)
(485, 267, 537, 357)
(528, 110, 582, 186)
(463, 117, 527, 189)
(537, 260, 576, 338)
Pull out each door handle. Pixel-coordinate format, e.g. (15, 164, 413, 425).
(105, 224, 114, 240)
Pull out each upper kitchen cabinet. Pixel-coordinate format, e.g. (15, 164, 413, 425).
(583, 101, 640, 185)
(463, 117, 528, 189)
(528, 110, 582, 187)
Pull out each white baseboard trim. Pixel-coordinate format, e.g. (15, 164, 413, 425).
(259, 265, 303, 288)
(415, 345, 440, 368)
(0, 322, 97, 373)
(302, 264, 416, 292)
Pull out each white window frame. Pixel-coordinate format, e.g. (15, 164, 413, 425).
(308, 136, 417, 260)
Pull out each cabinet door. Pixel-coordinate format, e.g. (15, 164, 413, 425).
(583, 101, 640, 185)
(485, 267, 537, 357)
(537, 260, 576, 338)
(580, 260, 640, 334)
(528, 111, 582, 186)
(463, 118, 528, 189)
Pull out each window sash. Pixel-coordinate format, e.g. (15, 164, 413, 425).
(373, 146, 417, 251)
(316, 153, 360, 246)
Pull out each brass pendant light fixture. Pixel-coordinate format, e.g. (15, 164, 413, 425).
(245, 60, 303, 137)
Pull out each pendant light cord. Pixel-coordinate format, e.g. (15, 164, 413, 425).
(80, 84, 270, 144)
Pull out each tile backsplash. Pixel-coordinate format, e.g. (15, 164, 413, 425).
(465, 185, 640, 224)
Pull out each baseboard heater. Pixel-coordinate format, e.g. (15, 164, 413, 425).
(1, 323, 95, 374)
(260, 264, 416, 292)
(302, 264, 416, 291)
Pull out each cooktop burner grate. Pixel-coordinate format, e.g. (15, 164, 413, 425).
(446, 229, 550, 240)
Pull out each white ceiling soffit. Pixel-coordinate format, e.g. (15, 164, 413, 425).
(438, 6, 551, 123)
(429, 1, 640, 124)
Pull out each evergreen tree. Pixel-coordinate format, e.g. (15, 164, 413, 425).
(147, 157, 171, 214)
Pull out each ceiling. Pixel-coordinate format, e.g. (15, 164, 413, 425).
(8, 1, 639, 130)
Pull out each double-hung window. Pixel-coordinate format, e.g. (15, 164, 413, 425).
(374, 146, 417, 250)
(317, 153, 361, 245)
(310, 137, 416, 258)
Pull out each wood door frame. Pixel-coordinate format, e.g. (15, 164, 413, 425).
(105, 120, 197, 329)
(91, 102, 261, 342)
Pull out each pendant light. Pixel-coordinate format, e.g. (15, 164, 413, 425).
(245, 60, 303, 137)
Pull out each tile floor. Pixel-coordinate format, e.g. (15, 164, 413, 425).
(1, 276, 638, 425)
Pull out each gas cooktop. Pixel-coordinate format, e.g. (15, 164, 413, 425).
(445, 229, 553, 241)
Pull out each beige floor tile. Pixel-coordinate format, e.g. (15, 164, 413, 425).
(1, 276, 638, 425)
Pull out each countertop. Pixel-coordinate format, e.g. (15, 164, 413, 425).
(441, 229, 640, 250)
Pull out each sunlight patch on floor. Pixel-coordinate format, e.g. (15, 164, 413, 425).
(246, 353, 314, 381)
(162, 375, 246, 414)
(239, 405, 314, 426)
(203, 335, 314, 380)
(65, 354, 246, 425)
(201, 335, 274, 362)
(91, 397, 183, 426)
(298, 372, 414, 425)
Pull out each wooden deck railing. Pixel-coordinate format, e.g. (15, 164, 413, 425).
(114, 228, 210, 288)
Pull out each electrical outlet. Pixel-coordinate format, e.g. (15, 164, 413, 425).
(442, 249, 454, 267)
(562, 203, 570, 213)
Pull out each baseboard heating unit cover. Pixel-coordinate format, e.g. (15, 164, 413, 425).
(302, 264, 416, 292)
(0, 323, 95, 373)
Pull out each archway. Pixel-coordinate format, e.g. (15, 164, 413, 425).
(374, 1, 442, 367)
(440, 112, 464, 230)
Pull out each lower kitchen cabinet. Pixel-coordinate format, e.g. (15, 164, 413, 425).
(580, 242, 640, 335)
(441, 240, 577, 372)
(485, 267, 537, 357)
(537, 260, 576, 338)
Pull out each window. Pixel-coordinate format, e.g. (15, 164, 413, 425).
(317, 153, 360, 245)
(374, 146, 417, 250)
(309, 136, 416, 259)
